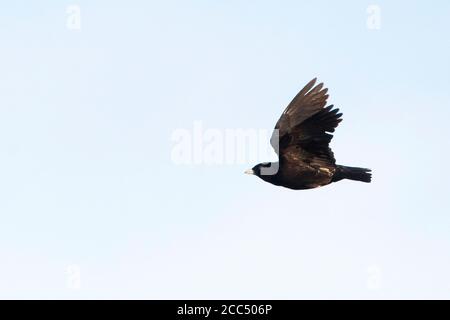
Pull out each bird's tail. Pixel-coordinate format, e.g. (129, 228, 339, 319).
(333, 165, 372, 183)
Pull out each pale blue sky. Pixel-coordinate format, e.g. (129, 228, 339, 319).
(0, 1, 449, 299)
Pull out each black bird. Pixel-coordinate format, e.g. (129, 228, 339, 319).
(245, 78, 371, 190)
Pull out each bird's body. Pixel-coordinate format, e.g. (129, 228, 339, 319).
(255, 161, 335, 190)
(245, 78, 371, 190)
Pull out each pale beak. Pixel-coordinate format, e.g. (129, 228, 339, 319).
(244, 169, 254, 175)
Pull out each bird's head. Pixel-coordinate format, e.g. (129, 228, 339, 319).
(244, 162, 279, 178)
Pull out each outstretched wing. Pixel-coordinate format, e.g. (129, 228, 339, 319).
(270, 78, 342, 167)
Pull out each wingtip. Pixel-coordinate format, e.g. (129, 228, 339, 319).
(305, 78, 324, 95)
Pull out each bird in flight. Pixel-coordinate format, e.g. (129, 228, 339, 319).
(245, 78, 371, 190)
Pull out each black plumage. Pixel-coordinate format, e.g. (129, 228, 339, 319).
(245, 78, 371, 190)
